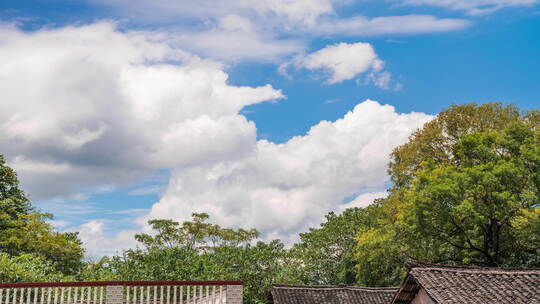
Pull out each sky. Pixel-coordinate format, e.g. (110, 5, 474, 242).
(1, 0, 539, 257)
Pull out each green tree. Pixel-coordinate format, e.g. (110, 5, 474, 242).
(210, 240, 301, 303)
(0, 154, 32, 237)
(356, 103, 540, 285)
(84, 214, 300, 304)
(134, 214, 259, 250)
(2, 213, 85, 275)
(0, 154, 85, 276)
(355, 200, 406, 287)
(291, 207, 379, 285)
(0, 252, 68, 282)
(403, 122, 539, 265)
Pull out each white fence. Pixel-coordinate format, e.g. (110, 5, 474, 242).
(0, 281, 242, 304)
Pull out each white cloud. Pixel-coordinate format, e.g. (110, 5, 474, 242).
(89, 0, 335, 26)
(48, 220, 71, 229)
(287, 42, 391, 86)
(72, 220, 137, 258)
(81, 1, 470, 64)
(112, 208, 149, 215)
(367, 71, 392, 89)
(144, 100, 433, 245)
(0, 20, 441, 256)
(340, 191, 388, 209)
(170, 15, 305, 62)
(128, 185, 165, 196)
(0, 22, 283, 200)
(89, 0, 471, 36)
(398, 0, 538, 15)
(312, 14, 471, 36)
(169, 13, 470, 62)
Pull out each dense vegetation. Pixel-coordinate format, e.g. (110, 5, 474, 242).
(0, 155, 84, 280)
(355, 103, 540, 286)
(1, 103, 539, 303)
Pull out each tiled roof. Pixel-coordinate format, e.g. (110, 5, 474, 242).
(392, 262, 540, 304)
(270, 284, 398, 304)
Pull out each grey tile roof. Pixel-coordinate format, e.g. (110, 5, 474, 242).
(392, 262, 540, 304)
(270, 285, 398, 304)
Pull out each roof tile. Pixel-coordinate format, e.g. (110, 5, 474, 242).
(393, 263, 540, 304)
(271, 285, 398, 304)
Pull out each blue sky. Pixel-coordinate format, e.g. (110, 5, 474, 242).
(1, 0, 539, 257)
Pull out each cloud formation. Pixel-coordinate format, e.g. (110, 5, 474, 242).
(170, 15, 305, 62)
(83, 1, 470, 63)
(72, 220, 137, 257)
(398, 0, 538, 15)
(69, 101, 432, 254)
(282, 42, 393, 87)
(90, 0, 334, 26)
(292, 42, 388, 85)
(311, 14, 471, 36)
(0, 21, 434, 255)
(146, 101, 433, 245)
(0, 22, 283, 200)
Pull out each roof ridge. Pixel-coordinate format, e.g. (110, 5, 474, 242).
(406, 260, 540, 272)
(412, 267, 540, 275)
(271, 284, 399, 291)
(271, 284, 398, 304)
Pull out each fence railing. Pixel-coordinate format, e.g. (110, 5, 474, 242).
(0, 281, 243, 304)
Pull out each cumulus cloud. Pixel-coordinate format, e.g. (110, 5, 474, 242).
(0, 22, 283, 200)
(1, 21, 437, 256)
(398, 0, 538, 15)
(284, 42, 391, 86)
(71, 220, 137, 258)
(145, 100, 433, 245)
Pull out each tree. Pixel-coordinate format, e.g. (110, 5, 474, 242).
(211, 240, 301, 303)
(355, 200, 406, 287)
(0, 154, 32, 237)
(2, 212, 85, 275)
(0, 154, 85, 276)
(0, 253, 68, 282)
(134, 214, 259, 250)
(291, 207, 378, 285)
(356, 103, 540, 285)
(84, 214, 300, 304)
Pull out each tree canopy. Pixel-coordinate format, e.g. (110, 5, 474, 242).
(0, 253, 68, 282)
(84, 214, 301, 304)
(355, 103, 540, 285)
(0, 155, 85, 276)
(290, 207, 380, 285)
(0, 154, 32, 234)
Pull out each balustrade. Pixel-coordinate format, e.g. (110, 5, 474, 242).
(0, 281, 242, 304)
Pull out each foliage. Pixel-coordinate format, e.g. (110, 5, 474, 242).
(0, 154, 32, 236)
(1, 213, 85, 275)
(290, 207, 377, 285)
(355, 200, 406, 287)
(0, 154, 85, 276)
(134, 214, 259, 250)
(83, 214, 302, 304)
(356, 103, 540, 286)
(0, 252, 69, 282)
